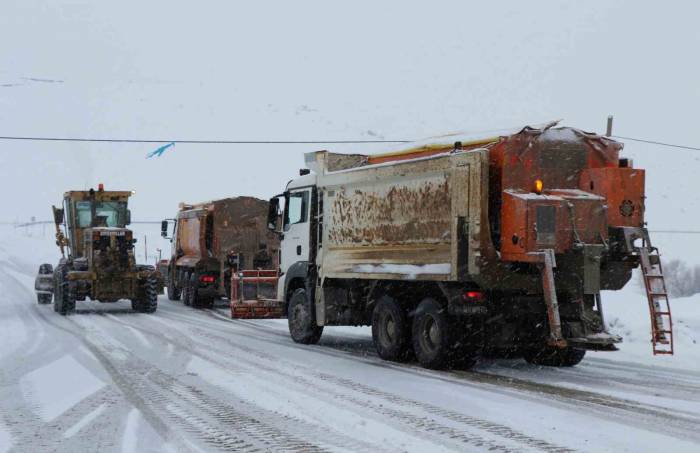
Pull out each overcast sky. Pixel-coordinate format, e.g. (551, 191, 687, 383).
(1, 1, 699, 260)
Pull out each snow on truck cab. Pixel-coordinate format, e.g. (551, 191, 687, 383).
(267, 122, 673, 369)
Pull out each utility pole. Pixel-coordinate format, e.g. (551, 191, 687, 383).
(144, 235, 148, 264)
(606, 115, 614, 137)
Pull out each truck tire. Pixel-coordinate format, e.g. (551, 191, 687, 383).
(372, 296, 411, 362)
(288, 288, 323, 344)
(412, 297, 453, 369)
(167, 273, 181, 301)
(182, 272, 192, 306)
(187, 273, 199, 308)
(132, 275, 159, 313)
(523, 346, 586, 367)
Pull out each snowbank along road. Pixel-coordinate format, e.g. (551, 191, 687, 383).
(1, 230, 700, 452)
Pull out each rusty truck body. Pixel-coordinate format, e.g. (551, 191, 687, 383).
(267, 123, 671, 369)
(161, 197, 280, 309)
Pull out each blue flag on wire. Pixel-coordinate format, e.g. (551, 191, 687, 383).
(146, 142, 175, 158)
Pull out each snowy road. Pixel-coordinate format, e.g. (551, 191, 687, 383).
(1, 238, 700, 452)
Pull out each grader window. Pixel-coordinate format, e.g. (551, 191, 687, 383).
(95, 202, 123, 227)
(75, 201, 127, 228)
(76, 201, 92, 227)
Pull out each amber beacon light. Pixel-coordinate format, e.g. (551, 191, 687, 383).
(534, 179, 543, 194)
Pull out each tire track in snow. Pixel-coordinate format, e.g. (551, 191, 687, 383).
(182, 307, 700, 443)
(148, 307, 570, 452)
(102, 312, 404, 453)
(48, 311, 335, 452)
(0, 269, 126, 452)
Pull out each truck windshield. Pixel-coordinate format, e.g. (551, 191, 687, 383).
(75, 201, 127, 227)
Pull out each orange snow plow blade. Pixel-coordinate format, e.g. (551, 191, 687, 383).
(230, 270, 285, 319)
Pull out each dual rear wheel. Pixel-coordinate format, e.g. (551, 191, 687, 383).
(373, 296, 480, 369)
(167, 270, 181, 301)
(182, 272, 214, 309)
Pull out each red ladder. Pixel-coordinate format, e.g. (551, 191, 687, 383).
(638, 245, 674, 355)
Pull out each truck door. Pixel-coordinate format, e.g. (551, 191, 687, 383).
(281, 187, 312, 275)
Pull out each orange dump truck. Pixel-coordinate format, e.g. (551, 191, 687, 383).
(161, 197, 280, 310)
(264, 123, 672, 369)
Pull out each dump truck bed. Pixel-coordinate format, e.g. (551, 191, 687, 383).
(175, 197, 279, 270)
(311, 149, 488, 282)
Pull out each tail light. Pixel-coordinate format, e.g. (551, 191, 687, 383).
(462, 290, 484, 302)
(199, 275, 215, 283)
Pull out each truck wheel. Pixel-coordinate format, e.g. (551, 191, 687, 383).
(412, 297, 453, 369)
(188, 273, 201, 308)
(523, 346, 586, 367)
(372, 296, 411, 362)
(182, 272, 192, 306)
(133, 275, 159, 313)
(288, 288, 323, 344)
(167, 275, 181, 301)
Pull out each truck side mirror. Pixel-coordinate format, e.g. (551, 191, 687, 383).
(267, 197, 280, 232)
(125, 209, 131, 225)
(52, 206, 64, 224)
(161, 220, 169, 238)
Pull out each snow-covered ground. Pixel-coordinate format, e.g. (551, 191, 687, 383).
(1, 227, 699, 452)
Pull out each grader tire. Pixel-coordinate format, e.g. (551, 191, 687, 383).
(132, 275, 158, 313)
(58, 280, 76, 316)
(53, 266, 64, 313)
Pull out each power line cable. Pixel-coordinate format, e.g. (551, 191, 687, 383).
(0, 136, 410, 144)
(0, 133, 698, 151)
(612, 135, 700, 151)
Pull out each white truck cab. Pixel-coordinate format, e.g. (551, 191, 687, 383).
(274, 172, 317, 302)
